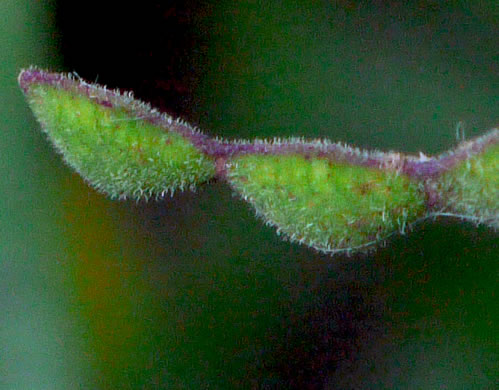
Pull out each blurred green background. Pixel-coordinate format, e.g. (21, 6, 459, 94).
(1, 1, 497, 388)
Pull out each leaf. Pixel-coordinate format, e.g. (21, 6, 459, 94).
(432, 130, 499, 229)
(19, 67, 498, 254)
(227, 153, 427, 253)
(19, 68, 216, 199)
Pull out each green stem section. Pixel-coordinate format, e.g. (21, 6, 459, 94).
(19, 68, 498, 254)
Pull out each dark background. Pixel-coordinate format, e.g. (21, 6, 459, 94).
(2, 1, 497, 388)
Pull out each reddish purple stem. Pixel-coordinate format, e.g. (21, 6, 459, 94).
(19, 68, 498, 189)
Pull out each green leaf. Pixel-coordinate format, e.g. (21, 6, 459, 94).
(434, 139, 498, 229)
(227, 154, 427, 253)
(20, 68, 497, 254)
(22, 73, 216, 199)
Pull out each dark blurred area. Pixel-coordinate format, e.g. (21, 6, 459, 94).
(56, 1, 208, 116)
(55, 1, 498, 149)
(39, 1, 499, 388)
